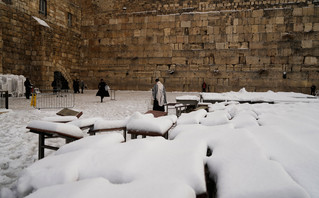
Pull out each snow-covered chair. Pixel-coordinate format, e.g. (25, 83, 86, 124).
(26, 120, 84, 159)
(88, 111, 169, 141)
(41, 116, 103, 135)
(177, 109, 207, 125)
(126, 112, 177, 140)
(88, 119, 127, 140)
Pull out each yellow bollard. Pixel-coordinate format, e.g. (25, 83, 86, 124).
(30, 94, 34, 107)
(30, 93, 37, 107)
(34, 94, 37, 107)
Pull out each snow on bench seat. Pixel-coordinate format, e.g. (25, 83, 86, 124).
(200, 110, 231, 126)
(176, 95, 200, 107)
(177, 109, 207, 125)
(126, 112, 177, 139)
(41, 116, 78, 123)
(68, 117, 103, 129)
(88, 119, 128, 140)
(56, 133, 125, 155)
(92, 119, 127, 131)
(27, 120, 83, 139)
(26, 120, 84, 159)
(176, 95, 200, 101)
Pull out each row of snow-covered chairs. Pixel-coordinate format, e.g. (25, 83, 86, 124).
(27, 110, 177, 159)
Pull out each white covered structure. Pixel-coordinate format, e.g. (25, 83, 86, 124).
(0, 74, 26, 97)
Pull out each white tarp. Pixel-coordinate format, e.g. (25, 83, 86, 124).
(0, 74, 26, 97)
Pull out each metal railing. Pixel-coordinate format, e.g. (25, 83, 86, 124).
(31, 90, 75, 109)
(0, 91, 9, 109)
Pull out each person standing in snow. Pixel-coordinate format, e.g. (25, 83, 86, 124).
(152, 78, 167, 112)
(96, 79, 110, 102)
(24, 78, 32, 99)
(80, 80, 85, 94)
(311, 85, 316, 96)
(51, 80, 57, 93)
(202, 81, 207, 92)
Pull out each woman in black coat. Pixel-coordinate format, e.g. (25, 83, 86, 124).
(96, 79, 110, 102)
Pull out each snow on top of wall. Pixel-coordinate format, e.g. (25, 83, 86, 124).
(32, 16, 50, 28)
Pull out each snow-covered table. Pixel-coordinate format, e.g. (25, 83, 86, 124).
(26, 120, 83, 159)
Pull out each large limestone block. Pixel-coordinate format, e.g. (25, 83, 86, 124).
(252, 10, 263, 18)
(246, 56, 260, 65)
(304, 57, 317, 65)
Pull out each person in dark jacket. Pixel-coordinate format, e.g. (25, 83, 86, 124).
(61, 79, 69, 92)
(73, 79, 80, 93)
(24, 78, 32, 99)
(202, 81, 207, 92)
(311, 85, 316, 96)
(96, 79, 110, 102)
(80, 80, 85, 94)
(51, 80, 57, 93)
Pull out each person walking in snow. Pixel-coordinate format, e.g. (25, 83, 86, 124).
(152, 78, 167, 112)
(96, 79, 110, 102)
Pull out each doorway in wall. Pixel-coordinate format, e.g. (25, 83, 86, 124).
(54, 71, 69, 91)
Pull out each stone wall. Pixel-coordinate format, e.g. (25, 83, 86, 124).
(0, 1, 32, 79)
(81, 1, 319, 93)
(1, 0, 319, 93)
(0, 0, 81, 89)
(0, 18, 2, 74)
(89, 0, 312, 14)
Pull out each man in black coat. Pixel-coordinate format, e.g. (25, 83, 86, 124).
(24, 78, 32, 99)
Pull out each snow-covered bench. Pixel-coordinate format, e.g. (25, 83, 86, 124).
(88, 119, 127, 140)
(126, 113, 177, 139)
(174, 95, 202, 116)
(88, 111, 169, 141)
(165, 103, 190, 117)
(176, 95, 200, 106)
(26, 120, 83, 159)
(41, 115, 79, 123)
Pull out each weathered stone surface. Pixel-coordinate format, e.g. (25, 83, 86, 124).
(1, 0, 81, 89)
(0, 0, 318, 93)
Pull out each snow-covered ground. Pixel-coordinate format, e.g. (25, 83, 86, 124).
(1, 89, 319, 198)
